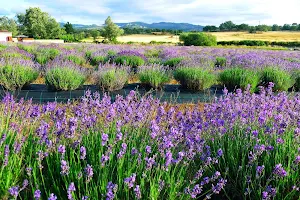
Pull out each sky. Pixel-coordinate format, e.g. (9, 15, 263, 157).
(0, 0, 299, 26)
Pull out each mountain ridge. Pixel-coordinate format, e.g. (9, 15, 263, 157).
(60, 22, 203, 31)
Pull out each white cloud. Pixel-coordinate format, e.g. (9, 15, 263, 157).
(0, 0, 299, 25)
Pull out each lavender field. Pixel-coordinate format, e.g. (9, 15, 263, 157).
(0, 43, 299, 199)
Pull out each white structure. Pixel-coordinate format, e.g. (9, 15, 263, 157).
(0, 31, 12, 42)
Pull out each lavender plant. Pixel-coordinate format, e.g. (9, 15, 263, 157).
(138, 65, 170, 89)
(260, 67, 294, 91)
(45, 60, 86, 91)
(0, 58, 39, 91)
(95, 64, 129, 91)
(174, 67, 216, 91)
(219, 67, 260, 92)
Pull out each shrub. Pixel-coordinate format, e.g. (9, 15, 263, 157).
(91, 56, 107, 66)
(144, 49, 162, 58)
(35, 48, 60, 65)
(96, 65, 128, 91)
(138, 65, 170, 89)
(215, 57, 227, 67)
(66, 55, 86, 65)
(219, 68, 260, 92)
(260, 67, 294, 91)
(0, 59, 39, 91)
(164, 57, 183, 68)
(45, 66, 86, 91)
(291, 70, 300, 91)
(147, 57, 162, 65)
(179, 32, 217, 46)
(114, 55, 145, 67)
(174, 67, 216, 91)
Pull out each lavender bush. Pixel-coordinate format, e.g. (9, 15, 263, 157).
(0, 58, 39, 90)
(95, 64, 129, 91)
(138, 65, 170, 89)
(260, 67, 294, 91)
(219, 67, 260, 92)
(45, 60, 86, 91)
(174, 67, 216, 91)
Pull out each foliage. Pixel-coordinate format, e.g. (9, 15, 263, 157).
(64, 22, 74, 34)
(96, 66, 128, 91)
(114, 55, 145, 67)
(215, 57, 227, 67)
(101, 16, 124, 42)
(45, 66, 86, 91)
(219, 21, 236, 31)
(292, 70, 300, 91)
(174, 67, 216, 91)
(260, 67, 294, 91)
(138, 65, 170, 89)
(0, 59, 39, 91)
(0, 16, 18, 36)
(90, 30, 100, 41)
(16, 7, 61, 39)
(35, 48, 60, 65)
(90, 56, 107, 66)
(179, 32, 217, 46)
(217, 40, 300, 47)
(164, 57, 183, 67)
(219, 67, 260, 92)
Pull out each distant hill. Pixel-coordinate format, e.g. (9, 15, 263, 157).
(60, 22, 203, 31)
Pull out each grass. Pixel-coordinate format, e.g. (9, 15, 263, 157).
(81, 32, 300, 44)
(211, 31, 300, 42)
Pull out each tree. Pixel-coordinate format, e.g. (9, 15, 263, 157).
(203, 25, 219, 32)
(256, 25, 271, 32)
(179, 32, 217, 46)
(90, 29, 99, 41)
(16, 7, 61, 39)
(272, 24, 280, 31)
(219, 21, 236, 31)
(236, 23, 249, 31)
(0, 17, 18, 36)
(101, 16, 124, 42)
(64, 22, 74, 34)
(282, 24, 291, 30)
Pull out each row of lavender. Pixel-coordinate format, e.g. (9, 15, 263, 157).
(0, 85, 299, 199)
(0, 43, 300, 92)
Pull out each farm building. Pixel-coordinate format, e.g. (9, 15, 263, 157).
(0, 30, 12, 42)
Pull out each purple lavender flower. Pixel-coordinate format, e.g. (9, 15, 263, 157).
(212, 178, 227, 194)
(34, 190, 41, 200)
(58, 145, 66, 155)
(48, 193, 57, 200)
(145, 146, 152, 154)
(101, 154, 110, 166)
(124, 173, 136, 188)
(80, 146, 86, 160)
(67, 182, 76, 200)
(60, 160, 70, 175)
(106, 182, 117, 200)
(8, 186, 19, 198)
(102, 133, 109, 146)
(256, 165, 265, 178)
(217, 149, 223, 157)
(3, 145, 9, 166)
(85, 164, 94, 182)
(134, 185, 141, 199)
(273, 164, 287, 178)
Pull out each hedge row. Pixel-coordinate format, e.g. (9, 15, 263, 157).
(217, 40, 300, 47)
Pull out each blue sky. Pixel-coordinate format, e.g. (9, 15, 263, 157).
(0, 0, 299, 25)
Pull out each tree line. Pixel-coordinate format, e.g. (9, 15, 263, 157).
(203, 21, 300, 32)
(0, 7, 123, 43)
